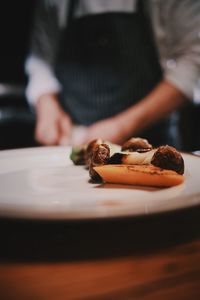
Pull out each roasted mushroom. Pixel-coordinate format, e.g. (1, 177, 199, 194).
(89, 143, 110, 181)
(121, 137, 152, 152)
(151, 145, 184, 175)
(84, 138, 104, 167)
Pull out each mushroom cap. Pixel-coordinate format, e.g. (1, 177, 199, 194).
(84, 138, 104, 166)
(121, 137, 152, 152)
(92, 144, 110, 165)
(151, 145, 184, 175)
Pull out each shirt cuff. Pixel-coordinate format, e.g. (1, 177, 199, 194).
(25, 56, 61, 106)
(164, 58, 199, 100)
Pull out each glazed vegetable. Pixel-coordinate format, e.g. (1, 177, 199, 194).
(94, 164, 184, 187)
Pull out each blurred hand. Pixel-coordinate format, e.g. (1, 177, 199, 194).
(35, 94, 72, 145)
(78, 115, 130, 145)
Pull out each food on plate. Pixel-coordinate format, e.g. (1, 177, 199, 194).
(70, 137, 185, 187)
(93, 164, 184, 187)
(70, 139, 103, 166)
(108, 149, 156, 166)
(109, 145, 184, 175)
(151, 145, 184, 175)
(70, 138, 120, 166)
(89, 143, 110, 181)
(121, 137, 152, 152)
(69, 144, 87, 165)
(84, 138, 104, 166)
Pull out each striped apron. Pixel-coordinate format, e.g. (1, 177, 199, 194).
(56, 1, 172, 146)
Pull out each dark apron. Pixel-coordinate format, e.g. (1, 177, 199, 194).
(56, 2, 172, 146)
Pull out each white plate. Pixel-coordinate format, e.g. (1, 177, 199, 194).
(0, 146, 199, 220)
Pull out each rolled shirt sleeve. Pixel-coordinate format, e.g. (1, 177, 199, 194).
(25, 0, 62, 105)
(164, 57, 200, 100)
(151, 0, 200, 100)
(25, 56, 62, 105)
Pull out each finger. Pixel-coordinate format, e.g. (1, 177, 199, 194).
(35, 120, 60, 145)
(76, 132, 95, 145)
(60, 115, 72, 135)
(81, 125, 101, 144)
(59, 136, 71, 145)
(71, 126, 88, 146)
(59, 116, 72, 145)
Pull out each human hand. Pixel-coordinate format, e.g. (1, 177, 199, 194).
(35, 94, 72, 145)
(78, 115, 131, 145)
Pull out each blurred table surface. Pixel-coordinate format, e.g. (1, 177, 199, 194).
(1, 205, 200, 300)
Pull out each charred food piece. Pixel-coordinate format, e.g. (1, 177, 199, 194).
(89, 143, 110, 181)
(151, 145, 184, 175)
(121, 137, 152, 152)
(85, 138, 104, 166)
(108, 149, 156, 165)
(70, 144, 87, 165)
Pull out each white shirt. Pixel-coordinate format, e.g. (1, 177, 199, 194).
(25, 0, 200, 104)
(25, 0, 137, 104)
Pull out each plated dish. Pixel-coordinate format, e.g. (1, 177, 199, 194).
(70, 138, 185, 187)
(0, 146, 199, 220)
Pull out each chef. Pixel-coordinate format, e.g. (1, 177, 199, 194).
(25, 0, 200, 146)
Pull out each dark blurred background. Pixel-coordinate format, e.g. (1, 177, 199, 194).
(0, 1, 36, 150)
(0, 1, 200, 151)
